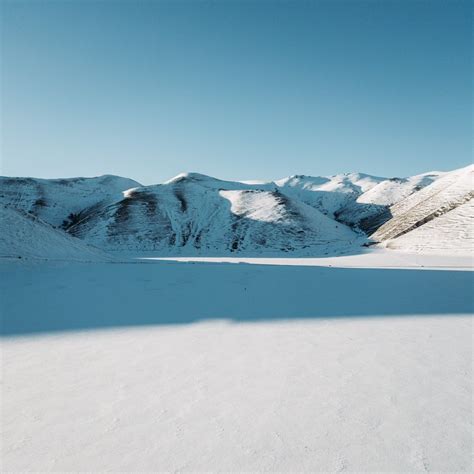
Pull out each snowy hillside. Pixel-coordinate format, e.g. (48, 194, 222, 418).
(384, 199, 473, 255)
(0, 206, 113, 261)
(68, 173, 359, 255)
(372, 164, 473, 254)
(336, 172, 442, 233)
(0, 174, 140, 228)
(0, 166, 471, 257)
(275, 172, 385, 217)
(274, 171, 442, 234)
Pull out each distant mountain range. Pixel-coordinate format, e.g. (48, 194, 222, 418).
(1, 165, 472, 260)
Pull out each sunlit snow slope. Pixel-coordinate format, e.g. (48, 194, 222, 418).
(372, 165, 473, 254)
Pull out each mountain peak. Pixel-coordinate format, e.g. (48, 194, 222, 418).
(164, 172, 216, 184)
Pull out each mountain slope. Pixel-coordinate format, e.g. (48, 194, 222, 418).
(0, 175, 141, 228)
(384, 199, 473, 255)
(275, 172, 385, 217)
(1, 167, 471, 258)
(69, 173, 360, 255)
(336, 172, 442, 233)
(371, 165, 473, 254)
(0, 206, 113, 261)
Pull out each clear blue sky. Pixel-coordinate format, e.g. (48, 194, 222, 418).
(1, 0, 471, 184)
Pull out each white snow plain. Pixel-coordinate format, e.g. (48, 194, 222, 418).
(1, 250, 472, 472)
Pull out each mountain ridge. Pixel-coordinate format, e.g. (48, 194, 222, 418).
(1, 165, 471, 258)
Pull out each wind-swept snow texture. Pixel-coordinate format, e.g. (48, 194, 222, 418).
(68, 173, 360, 255)
(372, 164, 473, 254)
(0, 206, 113, 261)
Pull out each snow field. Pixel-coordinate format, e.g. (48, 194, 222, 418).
(1, 256, 472, 472)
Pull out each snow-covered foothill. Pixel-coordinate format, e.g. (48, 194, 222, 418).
(336, 172, 443, 232)
(372, 164, 473, 253)
(0, 206, 113, 261)
(0, 174, 141, 228)
(275, 172, 385, 217)
(382, 199, 473, 255)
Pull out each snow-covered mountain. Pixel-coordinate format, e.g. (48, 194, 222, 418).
(371, 165, 473, 254)
(335, 172, 442, 233)
(68, 173, 359, 255)
(273, 172, 443, 234)
(0, 175, 140, 228)
(1, 166, 471, 257)
(275, 172, 385, 217)
(0, 206, 113, 261)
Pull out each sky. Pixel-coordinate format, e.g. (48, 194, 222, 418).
(1, 0, 472, 184)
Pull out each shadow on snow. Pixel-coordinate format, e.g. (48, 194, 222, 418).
(1, 260, 472, 336)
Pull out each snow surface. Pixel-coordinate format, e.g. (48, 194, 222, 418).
(1, 252, 472, 472)
(144, 248, 473, 269)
